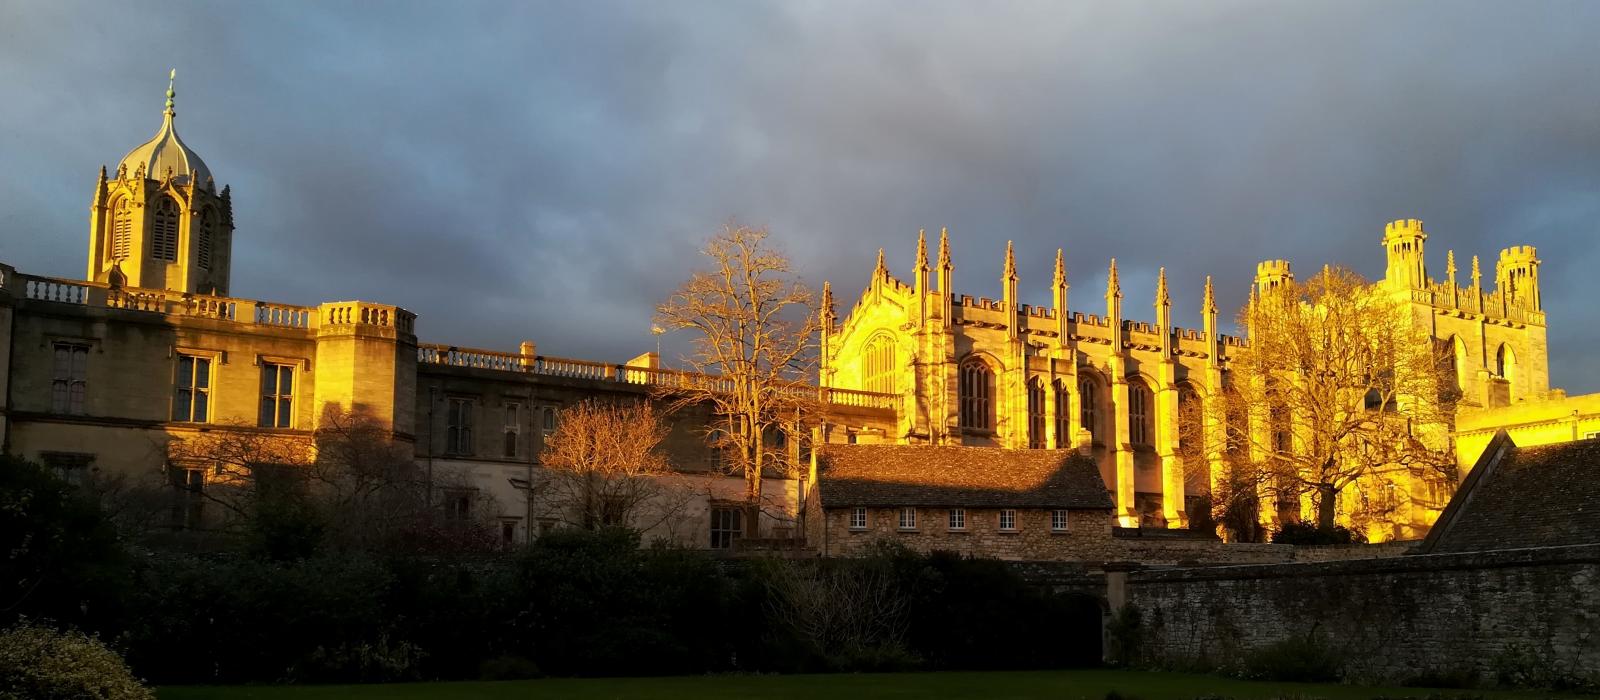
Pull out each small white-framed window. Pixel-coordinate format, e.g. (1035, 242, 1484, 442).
(898, 507, 917, 530)
(259, 363, 294, 428)
(51, 342, 89, 415)
(1051, 509, 1069, 532)
(172, 354, 212, 423)
(849, 507, 867, 530)
(998, 509, 1017, 531)
(948, 508, 966, 531)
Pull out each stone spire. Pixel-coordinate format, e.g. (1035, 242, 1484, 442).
(1002, 241, 1019, 340)
(1003, 240, 1017, 281)
(1203, 276, 1219, 367)
(1052, 248, 1069, 348)
(1202, 275, 1217, 316)
(1446, 250, 1457, 286)
(1155, 267, 1170, 310)
(1106, 258, 1123, 350)
(1106, 258, 1121, 300)
(821, 279, 836, 326)
(913, 229, 930, 303)
(1471, 255, 1482, 294)
(915, 230, 929, 273)
(1155, 267, 1172, 355)
(874, 248, 886, 279)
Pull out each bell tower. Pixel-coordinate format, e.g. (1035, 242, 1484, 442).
(1382, 218, 1428, 290)
(87, 71, 233, 295)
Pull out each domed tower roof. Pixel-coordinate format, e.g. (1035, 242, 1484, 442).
(118, 71, 212, 186)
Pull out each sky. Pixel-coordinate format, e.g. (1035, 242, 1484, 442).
(2, 1, 1598, 391)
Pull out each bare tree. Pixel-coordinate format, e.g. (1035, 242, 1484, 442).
(538, 400, 684, 531)
(655, 224, 821, 535)
(1223, 266, 1455, 532)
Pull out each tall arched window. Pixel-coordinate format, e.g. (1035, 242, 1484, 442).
(1176, 383, 1200, 453)
(109, 198, 133, 260)
(198, 209, 217, 270)
(1079, 376, 1100, 442)
(1027, 378, 1046, 449)
(862, 335, 896, 395)
(151, 196, 180, 262)
(1129, 378, 1154, 447)
(1053, 379, 1072, 449)
(959, 358, 994, 431)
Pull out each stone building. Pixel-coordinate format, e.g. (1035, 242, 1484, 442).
(807, 445, 1116, 559)
(821, 224, 1550, 536)
(0, 80, 1565, 551)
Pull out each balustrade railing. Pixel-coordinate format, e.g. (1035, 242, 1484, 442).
(416, 343, 894, 410)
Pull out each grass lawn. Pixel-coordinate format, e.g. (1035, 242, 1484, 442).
(158, 669, 1575, 700)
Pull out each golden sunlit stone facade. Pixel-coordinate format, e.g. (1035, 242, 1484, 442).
(822, 223, 1550, 538)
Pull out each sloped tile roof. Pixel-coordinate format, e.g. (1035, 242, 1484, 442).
(816, 445, 1114, 510)
(1423, 435, 1600, 553)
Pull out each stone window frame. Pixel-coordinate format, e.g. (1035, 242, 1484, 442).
(848, 507, 867, 530)
(958, 356, 996, 432)
(1053, 379, 1073, 449)
(1128, 376, 1154, 447)
(171, 349, 219, 424)
(1026, 377, 1047, 449)
(445, 397, 476, 456)
(897, 506, 917, 531)
(998, 508, 1018, 532)
(51, 341, 90, 415)
(503, 401, 522, 459)
(947, 508, 966, 531)
(1051, 509, 1069, 532)
(709, 506, 743, 549)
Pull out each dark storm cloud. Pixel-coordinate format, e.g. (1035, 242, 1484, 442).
(2, 1, 1597, 388)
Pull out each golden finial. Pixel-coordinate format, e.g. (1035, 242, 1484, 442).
(165, 69, 176, 116)
(937, 227, 951, 269)
(1003, 240, 1016, 280)
(1446, 250, 1457, 285)
(1106, 258, 1121, 299)
(1471, 255, 1482, 289)
(1155, 267, 1170, 308)
(1053, 248, 1066, 288)
(915, 230, 928, 271)
(821, 280, 835, 322)
(1202, 275, 1217, 315)
(875, 248, 886, 277)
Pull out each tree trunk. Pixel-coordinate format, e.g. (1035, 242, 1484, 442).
(1317, 482, 1338, 531)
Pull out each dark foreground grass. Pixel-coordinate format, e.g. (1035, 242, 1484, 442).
(158, 669, 1578, 700)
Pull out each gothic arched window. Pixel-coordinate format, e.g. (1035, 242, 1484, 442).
(1053, 379, 1072, 449)
(1027, 378, 1046, 449)
(958, 358, 994, 431)
(1129, 378, 1154, 447)
(1079, 376, 1100, 442)
(862, 334, 896, 395)
(151, 196, 180, 262)
(1177, 383, 1200, 453)
(109, 198, 134, 260)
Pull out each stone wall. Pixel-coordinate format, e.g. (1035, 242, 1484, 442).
(1119, 543, 1600, 684)
(817, 506, 1117, 560)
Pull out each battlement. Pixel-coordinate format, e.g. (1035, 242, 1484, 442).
(1498, 246, 1539, 263)
(1255, 259, 1292, 277)
(1384, 218, 1426, 238)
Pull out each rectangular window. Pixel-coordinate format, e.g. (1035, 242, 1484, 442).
(500, 520, 518, 545)
(503, 402, 521, 458)
(948, 508, 966, 530)
(898, 507, 917, 530)
(259, 363, 294, 428)
(51, 343, 89, 414)
(709, 507, 743, 549)
(172, 355, 212, 422)
(537, 519, 557, 537)
(541, 406, 557, 438)
(849, 507, 867, 530)
(446, 398, 475, 455)
(999, 509, 1017, 531)
(444, 490, 474, 520)
(42, 452, 94, 487)
(1051, 509, 1069, 532)
(170, 466, 205, 530)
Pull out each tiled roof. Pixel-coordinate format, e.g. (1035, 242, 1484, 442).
(816, 445, 1114, 510)
(1421, 434, 1600, 554)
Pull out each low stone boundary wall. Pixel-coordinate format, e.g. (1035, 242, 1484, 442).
(1118, 543, 1600, 684)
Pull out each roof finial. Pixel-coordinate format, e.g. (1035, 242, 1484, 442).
(1003, 240, 1017, 281)
(821, 280, 836, 323)
(937, 227, 951, 270)
(165, 69, 176, 117)
(1155, 267, 1170, 308)
(1471, 255, 1482, 289)
(1446, 250, 1457, 285)
(1202, 275, 1217, 315)
(874, 248, 887, 279)
(914, 229, 928, 272)
(1053, 248, 1066, 289)
(1106, 258, 1121, 300)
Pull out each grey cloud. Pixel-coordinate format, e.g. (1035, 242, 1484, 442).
(2, 0, 1597, 387)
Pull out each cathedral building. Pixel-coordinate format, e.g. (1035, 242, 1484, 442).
(820, 222, 1549, 537)
(0, 80, 1561, 550)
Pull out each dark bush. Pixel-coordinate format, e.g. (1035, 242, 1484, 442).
(0, 456, 127, 630)
(1270, 521, 1365, 545)
(0, 620, 153, 700)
